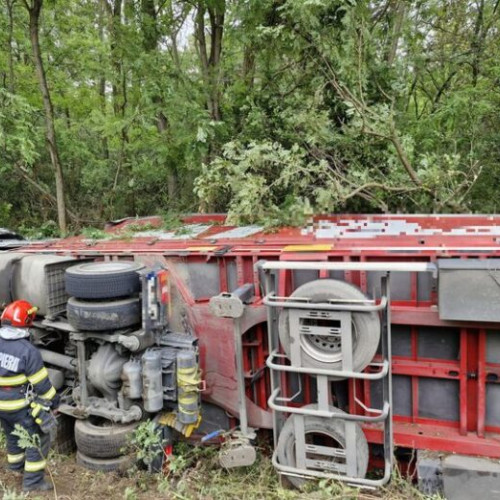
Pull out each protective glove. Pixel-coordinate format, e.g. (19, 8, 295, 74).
(50, 393, 61, 410)
(30, 401, 58, 434)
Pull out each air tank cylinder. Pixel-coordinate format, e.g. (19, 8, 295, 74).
(142, 350, 163, 412)
(177, 351, 201, 424)
(121, 359, 142, 400)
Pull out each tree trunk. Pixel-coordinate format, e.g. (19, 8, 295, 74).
(195, 1, 225, 122)
(24, 0, 67, 233)
(385, 1, 406, 66)
(98, 0, 109, 160)
(471, 0, 485, 87)
(141, 0, 177, 200)
(6, 0, 15, 92)
(207, 3, 224, 122)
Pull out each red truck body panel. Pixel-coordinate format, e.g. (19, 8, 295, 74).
(19, 214, 500, 457)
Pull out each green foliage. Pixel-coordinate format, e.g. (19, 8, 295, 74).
(127, 420, 164, 467)
(0, 203, 12, 228)
(80, 227, 109, 240)
(1, 0, 500, 229)
(18, 221, 60, 239)
(12, 424, 41, 451)
(0, 484, 28, 500)
(195, 141, 323, 226)
(123, 487, 138, 500)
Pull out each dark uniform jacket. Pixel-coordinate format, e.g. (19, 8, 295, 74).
(0, 330, 56, 412)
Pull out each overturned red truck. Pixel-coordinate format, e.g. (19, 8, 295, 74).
(2, 214, 500, 492)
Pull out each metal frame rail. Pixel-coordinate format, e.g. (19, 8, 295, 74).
(261, 261, 396, 488)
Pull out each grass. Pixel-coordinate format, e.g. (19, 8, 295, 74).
(0, 430, 442, 500)
(141, 442, 441, 500)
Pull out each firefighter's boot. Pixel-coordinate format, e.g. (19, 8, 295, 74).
(23, 480, 53, 492)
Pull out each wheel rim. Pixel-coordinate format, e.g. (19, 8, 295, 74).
(78, 262, 137, 273)
(290, 429, 347, 475)
(300, 320, 359, 365)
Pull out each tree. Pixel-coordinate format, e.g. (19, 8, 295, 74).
(1, 0, 500, 231)
(23, 0, 68, 232)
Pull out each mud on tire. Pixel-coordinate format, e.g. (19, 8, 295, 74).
(75, 418, 140, 459)
(67, 297, 141, 331)
(76, 450, 133, 473)
(52, 414, 76, 455)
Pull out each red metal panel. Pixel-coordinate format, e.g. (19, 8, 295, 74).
(410, 327, 418, 422)
(218, 257, 228, 293)
(18, 214, 500, 458)
(364, 422, 500, 458)
(478, 330, 487, 437)
(459, 329, 468, 435)
(467, 332, 479, 433)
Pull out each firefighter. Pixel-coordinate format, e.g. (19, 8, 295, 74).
(0, 300, 59, 492)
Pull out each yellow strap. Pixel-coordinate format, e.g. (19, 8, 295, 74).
(25, 459, 46, 472)
(40, 386, 56, 400)
(282, 244, 333, 252)
(0, 374, 28, 386)
(28, 367, 48, 385)
(7, 453, 25, 464)
(0, 398, 28, 411)
(183, 415, 202, 438)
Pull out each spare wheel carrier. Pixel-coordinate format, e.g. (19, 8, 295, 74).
(278, 279, 380, 374)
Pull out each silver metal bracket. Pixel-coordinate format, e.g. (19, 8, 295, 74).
(264, 263, 395, 488)
(209, 290, 257, 464)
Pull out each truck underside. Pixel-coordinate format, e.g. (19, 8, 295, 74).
(2, 213, 500, 488)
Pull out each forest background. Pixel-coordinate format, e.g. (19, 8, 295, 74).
(1, 0, 499, 235)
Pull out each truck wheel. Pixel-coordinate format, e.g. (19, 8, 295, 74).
(276, 404, 369, 489)
(76, 450, 133, 473)
(278, 279, 380, 375)
(52, 414, 76, 455)
(67, 297, 141, 331)
(66, 261, 144, 300)
(75, 418, 140, 458)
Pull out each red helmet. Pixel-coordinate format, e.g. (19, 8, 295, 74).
(1, 300, 38, 327)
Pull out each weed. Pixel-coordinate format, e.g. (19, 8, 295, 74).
(18, 220, 60, 239)
(80, 227, 108, 239)
(0, 483, 28, 500)
(127, 420, 165, 470)
(160, 212, 183, 231)
(123, 222, 156, 233)
(12, 424, 57, 499)
(122, 487, 137, 500)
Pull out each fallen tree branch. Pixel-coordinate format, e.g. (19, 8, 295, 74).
(13, 162, 80, 224)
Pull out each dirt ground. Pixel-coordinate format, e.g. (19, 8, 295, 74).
(0, 449, 147, 500)
(0, 445, 434, 500)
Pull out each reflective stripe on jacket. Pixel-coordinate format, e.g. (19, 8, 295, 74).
(0, 328, 56, 412)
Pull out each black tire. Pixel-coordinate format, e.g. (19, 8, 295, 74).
(76, 450, 133, 473)
(52, 414, 76, 455)
(276, 405, 369, 489)
(66, 261, 144, 300)
(75, 418, 140, 458)
(278, 279, 380, 375)
(67, 297, 141, 331)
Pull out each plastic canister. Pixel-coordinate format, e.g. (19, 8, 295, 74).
(177, 351, 200, 424)
(121, 359, 142, 400)
(142, 349, 163, 412)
